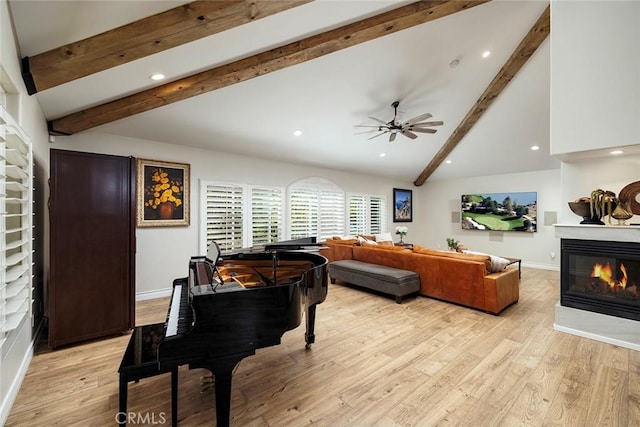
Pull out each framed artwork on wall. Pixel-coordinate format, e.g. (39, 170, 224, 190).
(393, 188, 412, 222)
(137, 158, 190, 227)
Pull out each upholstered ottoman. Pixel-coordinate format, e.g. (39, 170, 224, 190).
(328, 259, 420, 303)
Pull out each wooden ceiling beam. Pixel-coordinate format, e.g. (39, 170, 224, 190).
(413, 4, 550, 186)
(48, 0, 489, 135)
(22, 0, 312, 94)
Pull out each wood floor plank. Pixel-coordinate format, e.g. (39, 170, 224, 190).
(6, 267, 640, 426)
(585, 365, 628, 426)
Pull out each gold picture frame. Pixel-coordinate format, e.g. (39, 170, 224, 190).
(136, 158, 190, 227)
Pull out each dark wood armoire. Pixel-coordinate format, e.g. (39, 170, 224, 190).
(49, 149, 135, 347)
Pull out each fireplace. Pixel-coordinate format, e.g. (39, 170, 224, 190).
(561, 239, 640, 321)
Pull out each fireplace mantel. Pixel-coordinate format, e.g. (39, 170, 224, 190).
(555, 223, 640, 243)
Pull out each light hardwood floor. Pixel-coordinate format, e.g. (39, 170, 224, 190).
(6, 267, 640, 426)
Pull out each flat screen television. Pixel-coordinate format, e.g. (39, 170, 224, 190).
(461, 192, 537, 232)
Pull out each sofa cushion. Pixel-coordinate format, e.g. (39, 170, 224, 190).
(413, 245, 491, 274)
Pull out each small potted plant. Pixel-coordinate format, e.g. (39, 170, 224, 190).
(446, 237, 460, 251)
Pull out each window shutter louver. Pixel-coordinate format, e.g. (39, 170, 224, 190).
(290, 188, 319, 239)
(347, 193, 387, 236)
(204, 183, 244, 253)
(250, 186, 283, 245)
(288, 178, 345, 241)
(201, 182, 284, 253)
(370, 195, 386, 234)
(349, 195, 367, 236)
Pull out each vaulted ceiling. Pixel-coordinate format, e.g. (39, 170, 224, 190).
(9, 0, 558, 184)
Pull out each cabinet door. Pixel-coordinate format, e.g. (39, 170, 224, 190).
(49, 149, 135, 347)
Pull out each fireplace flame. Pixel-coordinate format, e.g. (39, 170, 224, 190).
(590, 262, 628, 289)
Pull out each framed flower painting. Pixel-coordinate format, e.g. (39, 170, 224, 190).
(137, 158, 190, 227)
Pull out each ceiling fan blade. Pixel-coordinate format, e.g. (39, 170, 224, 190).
(410, 128, 438, 134)
(389, 132, 397, 142)
(354, 125, 382, 128)
(410, 121, 444, 127)
(405, 112, 432, 125)
(355, 129, 380, 135)
(368, 116, 390, 126)
(401, 130, 418, 139)
(368, 131, 387, 140)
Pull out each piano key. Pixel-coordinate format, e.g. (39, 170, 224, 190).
(165, 284, 182, 337)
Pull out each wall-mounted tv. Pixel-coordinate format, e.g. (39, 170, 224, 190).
(461, 192, 537, 232)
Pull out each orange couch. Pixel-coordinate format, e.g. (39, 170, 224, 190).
(324, 239, 519, 314)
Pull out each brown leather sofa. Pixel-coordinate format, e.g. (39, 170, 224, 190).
(324, 239, 519, 314)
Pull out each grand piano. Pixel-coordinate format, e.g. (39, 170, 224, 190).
(158, 238, 328, 426)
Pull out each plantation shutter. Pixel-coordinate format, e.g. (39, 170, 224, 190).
(288, 177, 345, 241)
(250, 186, 283, 245)
(370, 195, 386, 234)
(348, 194, 387, 235)
(0, 105, 33, 351)
(204, 183, 244, 253)
(289, 188, 319, 239)
(348, 195, 367, 236)
(319, 190, 345, 240)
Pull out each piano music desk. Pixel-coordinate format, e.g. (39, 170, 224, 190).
(118, 323, 178, 426)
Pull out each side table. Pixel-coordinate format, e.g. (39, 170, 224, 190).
(395, 242, 413, 249)
(118, 323, 178, 426)
(502, 257, 522, 278)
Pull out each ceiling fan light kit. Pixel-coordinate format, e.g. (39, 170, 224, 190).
(356, 101, 443, 142)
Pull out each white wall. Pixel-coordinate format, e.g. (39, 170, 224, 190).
(418, 169, 562, 270)
(551, 0, 640, 224)
(550, 0, 640, 156)
(51, 132, 418, 296)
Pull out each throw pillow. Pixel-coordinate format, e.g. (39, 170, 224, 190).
(373, 232, 393, 245)
(463, 250, 511, 273)
(357, 236, 377, 246)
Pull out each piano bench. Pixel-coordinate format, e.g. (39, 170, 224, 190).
(328, 259, 420, 303)
(118, 323, 178, 427)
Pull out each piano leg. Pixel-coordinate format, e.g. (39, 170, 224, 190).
(171, 368, 178, 427)
(214, 370, 233, 427)
(190, 350, 255, 427)
(305, 303, 317, 349)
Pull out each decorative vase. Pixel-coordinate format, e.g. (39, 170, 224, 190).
(399, 235, 404, 244)
(611, 200, 633, 225)
(158, 202, 175, 219)
(568, 201, 605, 225)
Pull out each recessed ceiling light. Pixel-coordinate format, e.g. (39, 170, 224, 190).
(379, 152, 386, 158)
(150, 73, 165, 81)
(293, 130, 302, 136)
(610, 150, 624, 155)
(445, 159, 452, 164)
(482, 51, 491, 59)
(531, 145, 540, 151)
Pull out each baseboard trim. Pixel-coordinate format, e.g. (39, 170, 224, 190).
(136, 288, 172, 301)
(521, 261, 559, 271)
(0, 337, 34, 425)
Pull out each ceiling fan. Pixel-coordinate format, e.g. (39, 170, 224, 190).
(356, 101, 443, 142)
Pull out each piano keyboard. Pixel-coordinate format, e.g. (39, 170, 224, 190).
(165, 283, 193, 338)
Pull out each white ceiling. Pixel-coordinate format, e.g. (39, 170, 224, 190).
(9, 0, 558, 183)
